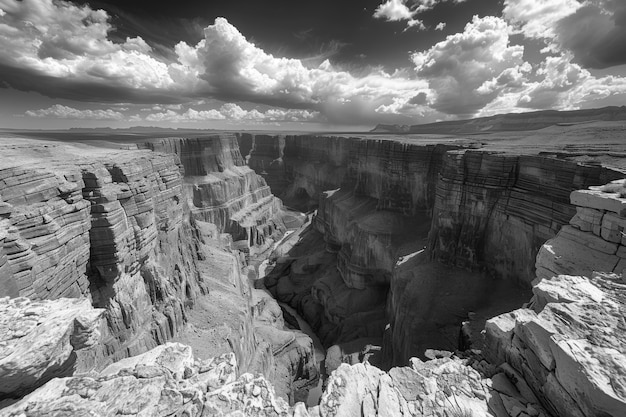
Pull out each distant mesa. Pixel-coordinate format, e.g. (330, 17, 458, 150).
(371, 105, 626, 134)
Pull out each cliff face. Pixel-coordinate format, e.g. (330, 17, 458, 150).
(429, 151, 621, 284)
(0, 144, 203, 369)
(141, 136, 317, 402)
(145, 137, 285, 257)
(485, 182, 626, 417)
(2, 131, 625, 416)
(255, 134, 623, 368)
(0, 137, 315, 402)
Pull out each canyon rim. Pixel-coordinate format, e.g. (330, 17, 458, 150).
(1, 0, 626, 416)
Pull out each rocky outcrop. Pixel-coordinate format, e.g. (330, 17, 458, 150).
(485, 273, 626, 417)
(485, 182, 626, 417)
(535, 179, 626, 280)
(316, 350, 554, 417)
(0, 342, 316, 417)
(0, 297, 104, 399)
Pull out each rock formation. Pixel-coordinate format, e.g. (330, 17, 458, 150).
(485, 182, 626, 417)
(372, 105, 626, 134)
(0, 137, 316, 404)
(1, 127, 625, 417)
(256, 134, 622, 367)
(0, 297, 104, 399)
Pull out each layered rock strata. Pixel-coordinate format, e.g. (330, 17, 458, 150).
(0, 138, 315, 403)
(429, 151, 622, 284)
(143, 136, 285, 258)
(259, 134, 622, 369)
(141, 136, 318, 400)
(0, 143, 204, 373)
(485, 183, 626, 417)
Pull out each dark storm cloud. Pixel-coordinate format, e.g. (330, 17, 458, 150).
(0, 63, 187, 105)
(555, 1, 626, 69)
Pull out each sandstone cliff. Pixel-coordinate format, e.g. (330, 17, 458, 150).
(257, 134, 622, 368)
(0, 137, 315, 403)
(1, 131, 625, 417)
(485, 183, 626, 417)
(0, 141, 204, 378)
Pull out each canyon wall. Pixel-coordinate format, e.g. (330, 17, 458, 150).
(1, 133, 625, 417)
(144, 137, 285, 257)
(485, 183, 626, 417)
(0, 137, 315, 401)
(0, 145, 204, 375)
(254, 134, 623, 366)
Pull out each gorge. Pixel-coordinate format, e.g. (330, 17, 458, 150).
(0, 116, 625, 416)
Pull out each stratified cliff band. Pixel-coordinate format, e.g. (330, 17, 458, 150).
(0, 127, 625, 417)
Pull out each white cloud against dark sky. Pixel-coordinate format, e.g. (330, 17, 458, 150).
(0, 0, 625, 130)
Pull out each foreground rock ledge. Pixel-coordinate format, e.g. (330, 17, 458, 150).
(0, 297, 104, 399)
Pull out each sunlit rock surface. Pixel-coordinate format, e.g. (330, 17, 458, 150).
(485, 182, 626, 417)
(0, 138, 316, 406)
(1, 130, 625, 417)
(0, 342, 316, 417)
(143, 136, 286, 258)
(0, 141, 204, 372)
(0, 297, 104, 399)
(142, 136, 317, 400)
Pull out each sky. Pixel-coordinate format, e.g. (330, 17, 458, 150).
(1, 0, 625, 131)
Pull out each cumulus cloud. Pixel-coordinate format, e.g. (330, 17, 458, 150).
(0, 0, 426, 125)
(410, 13, 626, 117)
(171, 18, 427, 124)
(25, 104, 124, 120)
(373, 0, 416, 22)
(5, 0, 626, 126)
(144, 103, 321, 123)
(0, 0, 173, 92)
(517, 54, 626, 109)
(411, 16, 527, 116)
(503, 0, 581, 41)
(373, 0, 466, 30)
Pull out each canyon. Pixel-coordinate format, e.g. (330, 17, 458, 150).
(0, 115, 625, 416)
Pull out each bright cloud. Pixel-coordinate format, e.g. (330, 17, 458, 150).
(517, 54, 626, 109)
(144, 104, 321, 123)
(5, 0, 626, 127)
(503, 0, 626, 69)
(503, 0, 582, 42)
(0, 0, 173, 92)
(373, 0, 416, 21)
(0, 1, 426, 125)
(25, 104, 124, 120)
(173, 17, 427, 124)
(373, 0, 466, 30)
(412, 16, 527, 116)
(411, 13, 626, 117)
